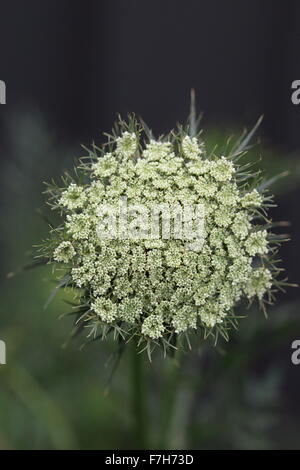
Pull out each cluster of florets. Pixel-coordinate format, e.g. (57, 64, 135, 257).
(43, 119, 280, 350)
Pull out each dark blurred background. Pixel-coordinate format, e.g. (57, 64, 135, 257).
(0, 0, 299, 450)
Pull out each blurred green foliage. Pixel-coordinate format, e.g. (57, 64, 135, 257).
(0, 112, 299, 449)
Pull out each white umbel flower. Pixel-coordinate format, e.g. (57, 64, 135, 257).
(39, 114, 287, 354)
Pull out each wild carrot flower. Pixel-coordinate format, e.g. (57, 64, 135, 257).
(37, 114, 287, 356)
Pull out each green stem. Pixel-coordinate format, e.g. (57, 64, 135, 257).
(131, 341, 147, 449)
(158, 355, 182, 449)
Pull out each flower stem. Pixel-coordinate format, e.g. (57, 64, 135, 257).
(158, 355, 182, 449)
(131, 340, 147, 449)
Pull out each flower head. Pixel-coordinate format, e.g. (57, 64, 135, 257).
(39, 115, 287, 356)
(116, 132, 137, 159)
(53, 241, 76, 263)
(59, 184, 86, 210)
